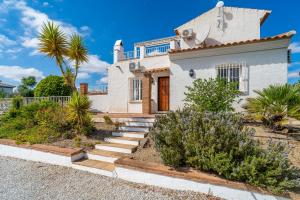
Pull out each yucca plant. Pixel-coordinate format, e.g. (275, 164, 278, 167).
(38, 22, 88, 91)
(67, 92, 92, 135)
(244, 84, 300, 130)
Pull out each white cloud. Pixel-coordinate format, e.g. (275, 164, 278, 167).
(43, 2, 49, 7)
(80, 54, 110, 74)
(289, 42, 300, 54)
(96, 76, 108, 84)
(77, 72, 90, 79)
(21, 37, 39, 48)
(288, 71, 300, 78)
(80, 26, 91, 36)
(0, 65, 44, 82)
(4, 0, 79, 55)
(0, 34, 16, 47)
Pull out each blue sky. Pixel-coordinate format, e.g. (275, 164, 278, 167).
(0, 0, 299, 89)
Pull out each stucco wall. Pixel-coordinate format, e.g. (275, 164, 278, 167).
(88, 94, 110, 113)
(169, 40, 289, 111)
(107, 55, 170, 113)
(176, 7, 267, 49)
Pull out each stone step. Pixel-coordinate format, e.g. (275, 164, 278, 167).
(92, 117, 155, 123)
(124, 121, 153, 127)
(87, 149, 124, 163)
(118, 126, 149, 133)
(95, 143, 138, 154)
(104, 137, 141, 146)
(72, 159, 115, 177)
(112, 131, 147, 139)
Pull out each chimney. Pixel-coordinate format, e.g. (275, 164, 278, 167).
(80, 83, 88, 95)
(114, 40, 124, 63)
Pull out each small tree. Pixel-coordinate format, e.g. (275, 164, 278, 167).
(18, 76, 37, 97)
(38, 22, 88, 91)
(184, 78, 240, 112)
(34, 75, 73, 97)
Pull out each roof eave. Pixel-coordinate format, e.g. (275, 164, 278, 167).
(169, 30, 296, 54)
(260, 10, 272, 26)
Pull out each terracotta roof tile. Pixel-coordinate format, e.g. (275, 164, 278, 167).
(170, 30, 296, 54)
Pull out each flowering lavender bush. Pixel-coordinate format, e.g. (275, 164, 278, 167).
(151, 109, 300, 194)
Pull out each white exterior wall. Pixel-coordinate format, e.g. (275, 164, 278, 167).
(107, 55, 170, 113)
(169, 39, 289, 111)
(176, 7, 268, 49)
(88, 94, 110, 113)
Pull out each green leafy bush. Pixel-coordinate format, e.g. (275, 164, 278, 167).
(34, 75, 73, 97)
(184, 78, 240, 112)
(0, 100, 69, 144)
(151, 109, 300, 193)
(244, 84, 300, 130)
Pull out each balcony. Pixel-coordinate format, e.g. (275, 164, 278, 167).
(114, 36, 180, 63)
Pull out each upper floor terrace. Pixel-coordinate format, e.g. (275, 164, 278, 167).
(113, 36, 180, 63)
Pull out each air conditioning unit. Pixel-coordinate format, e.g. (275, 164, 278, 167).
(181, 29, 193, 39)
(129, 61, 141, 72)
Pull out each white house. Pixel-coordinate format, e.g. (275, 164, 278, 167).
(88, 2, 295, 114)
(0, 81, 15, 95)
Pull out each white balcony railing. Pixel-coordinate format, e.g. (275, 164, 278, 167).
(145, 44, 170, 57)
(123, 51, 135, 60)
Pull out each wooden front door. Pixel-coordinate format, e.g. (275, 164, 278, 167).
(158, 77, 170, 111)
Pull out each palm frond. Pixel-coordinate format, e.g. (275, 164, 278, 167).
(67, 34, 88, 66)
(38, 21, 68, 73)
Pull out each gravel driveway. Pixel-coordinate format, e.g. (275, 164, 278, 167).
(0, 156, 219, 200)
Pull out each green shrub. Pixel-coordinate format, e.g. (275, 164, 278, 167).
(103, 115, 113, 125)
(73, 136, 82, 147)
(0, 100, 68, 144)
(151, 109, 300, 194)
(11, 96, 23, 110)
(34, 75, 73, 97)
(184, 78, 240, 112)
(244, 84, 300, 130)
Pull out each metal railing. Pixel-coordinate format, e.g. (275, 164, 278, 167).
(88, 84, 108, 95)
(123, 51, 135, 60)
(145, 44, 170, 57)
(0, 96, 71, 114)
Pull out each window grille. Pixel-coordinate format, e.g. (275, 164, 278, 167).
(217, 63, 245, 90)
(129, 78, 142, 101)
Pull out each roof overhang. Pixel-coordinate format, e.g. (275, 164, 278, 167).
(170, 30, 296, 54)
(260, 10, 272, 26)
(144, 67, 170, 74)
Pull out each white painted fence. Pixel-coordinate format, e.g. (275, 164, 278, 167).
(0, 96, 71, 114)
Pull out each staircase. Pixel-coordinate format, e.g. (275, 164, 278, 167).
(72, 116, 155, 177)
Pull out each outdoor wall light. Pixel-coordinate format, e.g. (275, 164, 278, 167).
(189, 69, 195, 77)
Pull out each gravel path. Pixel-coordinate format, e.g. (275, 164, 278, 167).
(0, 156, 219, 200)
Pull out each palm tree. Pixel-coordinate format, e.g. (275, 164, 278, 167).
(68, 34, 88, 83)
(244, 84, 300, 129)
(39, 22, 68, 75)
(67, 92, 91, 134)
(38, 22, 88, 91)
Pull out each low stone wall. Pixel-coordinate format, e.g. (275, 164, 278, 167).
(0, 140, 290, 200)
(115, 158, 289, 200)
(0, 139, 84, 167)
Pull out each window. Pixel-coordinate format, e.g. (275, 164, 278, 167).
(217, 64, 241, 90)
(130, 78, 142, 101)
